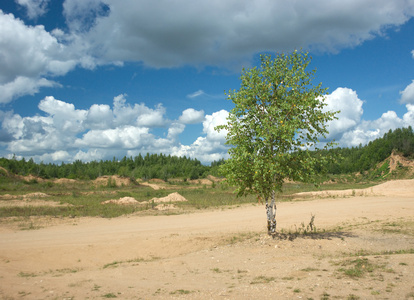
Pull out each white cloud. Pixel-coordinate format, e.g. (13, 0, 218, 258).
(0, 76, 60, 104)
(202, 110, 229, 141)
(2, 2, 414, 103)
(15, 0, 49, 19)
(187, 90, 206, 98)
(75, 126, 152, 149)
(85, 104, 113, 129)
(0, 10, 77, 102)
(403, 104, 414, 125)
(38, 150, 71, 162)
(400, 80, 414, 104)
(323, 87, 364, 139)
(178, 108, 205, 124)
(167, 123, 186, 141)
(38, 96, 87, 133)
(65, 0, 414, 68)
(113, 94, 167, 127)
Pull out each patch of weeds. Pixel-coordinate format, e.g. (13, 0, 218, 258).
(281, 276, 294, 280)
(337, 258, 384, 278)
(170, 289, 192, 295)
(385, 283, 395, 293)
(103, 257, 152, 269)
(293, 288, 301, 293)
(227, 231, 260, 244)
(370, 290, 380, 295)
(102, 293, 117, 298)
(399, 262, 408, 266)
(237, 269, 248, 274)
(103, 261, 121, 269)
(211, 268, 221, 273)
(347, 294, 360, 300)
(18, 271, 38, 278)
(320, 292, 330, 300)
(93, 284, 101, 291)
(301, 267, 319, 272)
(250, 275, 275, 284)
(19, 222, 42, 230)
(345, 248, 414, 257)
(52, 268, 80, 275)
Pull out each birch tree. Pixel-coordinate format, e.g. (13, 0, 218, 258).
(215, 51, 338, 235)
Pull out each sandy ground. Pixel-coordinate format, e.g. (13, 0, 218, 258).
(0, 180, 414, 299)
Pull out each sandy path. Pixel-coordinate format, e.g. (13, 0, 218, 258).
(1, 180, 414, 299)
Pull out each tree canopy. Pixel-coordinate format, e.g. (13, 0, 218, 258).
(216, 51, 338, 234)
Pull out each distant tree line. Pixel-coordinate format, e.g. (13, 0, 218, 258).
(0, 127, 413, 180)
(320, 126, 414, 174)
(0, 153, 224, 181)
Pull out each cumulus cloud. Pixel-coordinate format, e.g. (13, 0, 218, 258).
(0, 10, 76, 102)
(113, 94, 167, 128)
(38, 96, 87, 133)
(202, 110, 229, 141)
(15, 0, 49, 19)
(323, 87, 364, 139)
(65, 0, 414, 68)
(400, 80, 414, 104)
(170, 110, 230, 163)
(0, 94, 226, 163)
(322, 87, 414, 147)
(0, 76, 60, 104)
(178, 108, 205, 124)
(2, 2, 414, 102)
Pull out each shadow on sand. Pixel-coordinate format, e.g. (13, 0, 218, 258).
(271, 230, 356, 241)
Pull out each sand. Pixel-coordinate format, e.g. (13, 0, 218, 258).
(0, 179, 413, 299)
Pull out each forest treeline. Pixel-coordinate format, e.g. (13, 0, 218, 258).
(322, 126, 414, 174)
(0, 127, 413, 181)
(0, 153, 224, 181)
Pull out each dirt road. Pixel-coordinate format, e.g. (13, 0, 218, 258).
(1, 180, 414, 299)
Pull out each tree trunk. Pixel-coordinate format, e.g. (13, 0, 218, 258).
(266, 190, 277, 235)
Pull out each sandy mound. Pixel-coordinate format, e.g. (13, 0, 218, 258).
(294, 179, 414, 199)
(154, 204, 177, 210)
(388, 151, 414, 174)
(101, 197, 139, 205)
(150, 192, 187, 203)
(148, 178, 165, 183)
(54, 178, 77, 184)
(0, 193, 50, 200)
(140, 182, 164, 190)
(190, 178, 213, 185)
(207, 175, 224, 182)
(93, 175, 133, 187)
(23, 192, 49, 199)
(18, 175, 45, 182)
(0, 166, 9, 176)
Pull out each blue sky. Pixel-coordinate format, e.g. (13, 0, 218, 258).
(0, 0, 414, 164)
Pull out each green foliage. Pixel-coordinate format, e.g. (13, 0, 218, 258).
(324, 126, 414, 174)
(216, 51, 337, 200)
(0, 153, 211, 181)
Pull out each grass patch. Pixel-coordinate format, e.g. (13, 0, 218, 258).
(301, 267, 319, 272)
(250, 275, 275, 284)
(103, 257, 157, 269)
(102, 293, 117, 298)
(336, 258, 385, 278)
(227, 231, 260, 244)
(18, 271, 38, 278)
(170, 289, 192, 295)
